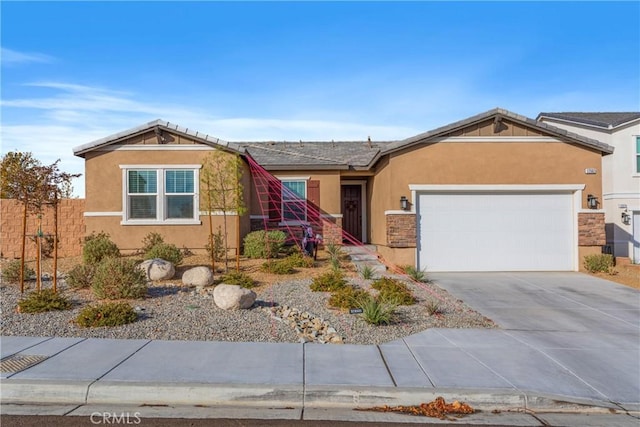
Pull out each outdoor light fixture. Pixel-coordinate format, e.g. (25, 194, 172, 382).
(621, 211, 631, 225)
(400, 196, 409, 211)
(587, 194, 598, 209)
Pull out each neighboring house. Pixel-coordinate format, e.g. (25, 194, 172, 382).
(537, 112, 640, 264)
(73, 108, 614, 272)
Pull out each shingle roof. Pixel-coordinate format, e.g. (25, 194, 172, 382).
(536, 112, 640, 129)
(72, 119, 239, 157)
(240, 140, 389, 170)
(381, 108, 614, 155)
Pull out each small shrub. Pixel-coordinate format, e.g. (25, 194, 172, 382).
(583, 254, 614, 273)
(1, 260, 35, 283)
(403, 265, 428, 283)
(425, 299, 442, 316)
(92, 257, 147, 300)
(371, 277, 416, 306)
(77, 302, 138, 327)
(221, 271, 256, 288)
(141, 232, 164, 253)
(328, 286, 370, 310)
(29, 235, 57, 258)
(145, 243, 183, 265)
(325, 243, 344, 261)
(261, 259, 296, 275)
(285, 252, 315, 268)
(310, 270, 347, 292)
(330, 257, 341, 272)
(205, 226, 226, 261)
(360, 265, 376, 280)
(83, 232, 120, 265)
(243, 230, 287, 259)
(18, 289, 71, 313)
(65, 264, 96, 289)
(358, 294, 398, 325)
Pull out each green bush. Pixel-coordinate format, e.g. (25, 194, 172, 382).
(402, 265, 429, 283)
(310, 270, 347, 292)
(141, 232, 164, 253)
(77, 302, 138, 327)
(65, 264, 96, 289)
(371, 277, 416, 306)
(358, 294, 398, 325)
(243, 230, 287, 259)
(18, 289, 71, 313)
(92, 257, 147, 300)
(328, 286, 370, 310)
(285, 252, 315, 268)
(359, 265, 376, 280)
(221, 271, 256, 288)
(583, 254, 614, 273)
(1, 260, 35, 283)
(205, 226, 226, 261)
(83, 232, 120, 265)
(260, 259, 296, 275)
(145, 243, 183, 265)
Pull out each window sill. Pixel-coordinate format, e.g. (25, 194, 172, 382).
(121, 220, 202, 226)
(279, 220, 308, 226)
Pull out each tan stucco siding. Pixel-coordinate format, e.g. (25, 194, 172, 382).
(449, 119, 546, 137)
(369, 141, 603, 256)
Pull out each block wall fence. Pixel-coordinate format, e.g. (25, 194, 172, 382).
(1, 199, 85, 259)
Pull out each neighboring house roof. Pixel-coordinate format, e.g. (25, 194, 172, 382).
(240, 140, 389, 170)
(536, 112, 640, 130)
(72, 119, 241, 157)
(382, 108, 615, 156)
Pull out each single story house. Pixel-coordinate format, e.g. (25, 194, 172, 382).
(73, 108, 614, 272)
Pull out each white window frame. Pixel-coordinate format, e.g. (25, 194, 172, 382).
(279, 177, 308, 226)
(635, 136, 640, 176)
(120, 164, 201, 225)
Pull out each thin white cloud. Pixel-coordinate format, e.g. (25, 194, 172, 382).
(1, 47, 55, 65)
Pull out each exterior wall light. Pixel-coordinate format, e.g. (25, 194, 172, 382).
(400, 196, 409, 211)
(621, 211, 631, 225)
(587, 194, 598, 209)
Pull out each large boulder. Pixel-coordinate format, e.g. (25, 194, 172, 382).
(182, 266, 214, 287)
(213, 284, 256, 310)
(138, 258, 175, 281)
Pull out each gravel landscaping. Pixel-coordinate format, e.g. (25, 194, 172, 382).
(0, 272, 496, 345)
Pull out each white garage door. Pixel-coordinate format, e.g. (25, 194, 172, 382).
(417, 192, 574, 271)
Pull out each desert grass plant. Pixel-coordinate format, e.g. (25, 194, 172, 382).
(403, 265, 429, 283)
(83, 232, 120, 265)
(145, 242, 184, 265)
(1, 260, 35, 283)
(358, 294, 398, 326)
(328, 285, 370, 310)
(359, 265, 376, 280)
(425, 299, 443, 316)
(285, 251, 315, 268)
(243, 230, 287, 259)
(65, 264, 96, 289)
(17, 289, 71, 313)
(260, 259, 296, 275)
(583, 254, 615, 274)
(330, 257, 341, 272)
(76, 302, 138, 327)
(325, 243, 345, 262)
(140, 232, 165, 254)
(92, 257, 147, 300)
(371, 277, 416, 306)
(221, 271, 256, 289)
(310, 270, 347, 292)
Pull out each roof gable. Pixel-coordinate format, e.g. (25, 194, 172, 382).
(536, 112, 640, 129)
(73, 119, 242, 157)
(382, 108, 614, 155)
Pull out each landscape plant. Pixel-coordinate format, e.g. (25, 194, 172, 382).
(583, 254, 615, 274)
(402, 265, 429, 283)
(371, 277, 416, 305)
(17, 289, 71, 313)
(140, 232, 164, 254)
(310, 270, 347, 292)
(260, 259, 296, 275)
(76, 302, 138, 327)
(83, 232, 120, 265)
(1, 260, 35, 284)
(328, 285, 370, 310)
(204, 226, 226, 262)
(358, 294, 398, 325)
(221, 271, 256, 288)
(92, 257, 147, 299)
(359, 265, 376, 280)
(65, 264, 96, 289)
(425, 299, 443, 316)
(145, 242, 183, 265)
(243, 230, 287, 259)
(284, 251, 315, 268)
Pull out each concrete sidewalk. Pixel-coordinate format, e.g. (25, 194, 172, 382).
(2, 272, 639, 424)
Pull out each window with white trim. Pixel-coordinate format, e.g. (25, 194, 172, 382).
(282, 180, 307, 222)
(122, 166, 199, 224)
(636, 136, 640, 174)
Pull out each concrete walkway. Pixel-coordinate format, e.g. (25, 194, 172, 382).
(1, 272, 639, 424)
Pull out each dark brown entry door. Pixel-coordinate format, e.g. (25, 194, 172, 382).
(341, 185, 362, 242)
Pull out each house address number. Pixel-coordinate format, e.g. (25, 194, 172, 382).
(584, 168, 597, 174)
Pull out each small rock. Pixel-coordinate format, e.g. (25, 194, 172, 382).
(138, 259, 175, 281)
(182, 266, 214, 287)
(213, 284, 256, 310)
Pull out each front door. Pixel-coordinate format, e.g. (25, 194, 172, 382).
(341, 185, 362, 242)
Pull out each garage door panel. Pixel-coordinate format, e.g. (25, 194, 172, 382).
(418, 192, 574, 272)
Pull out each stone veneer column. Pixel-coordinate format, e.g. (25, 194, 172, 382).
(578, 212, 606, 246)
(386, 213, 416, 248)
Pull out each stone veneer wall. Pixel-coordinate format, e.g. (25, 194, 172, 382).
(578, 212, 606, 246)
(1, 198, 85, 259)
(386, 213, 416, 248)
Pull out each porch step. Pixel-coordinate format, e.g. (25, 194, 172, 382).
(341, 245, 387, 273)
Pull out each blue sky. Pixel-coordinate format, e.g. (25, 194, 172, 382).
(2, 1, 639, 197)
